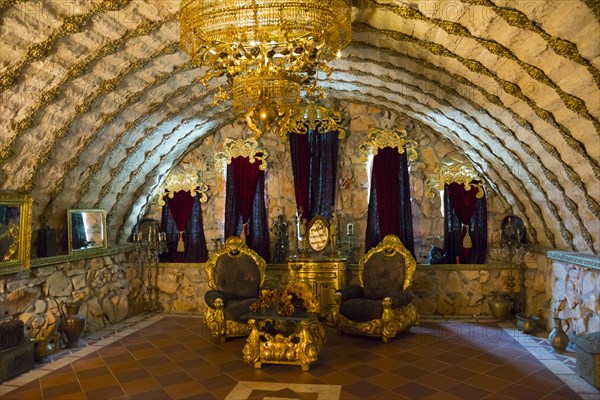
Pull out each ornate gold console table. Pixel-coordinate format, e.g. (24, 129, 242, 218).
(242, 310, 325, 371)
(288, 257, 346, 316)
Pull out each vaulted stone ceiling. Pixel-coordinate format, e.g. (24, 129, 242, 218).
(0, 0, 598, 253)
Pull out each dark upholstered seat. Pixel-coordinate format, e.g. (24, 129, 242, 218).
(329, 235, 419, 342)
(203, 236, 266, 341)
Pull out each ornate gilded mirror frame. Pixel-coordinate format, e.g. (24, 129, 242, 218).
(0, 193, 33, 274)
(307, 216, 329, 253)
(67, 209, 108, 255)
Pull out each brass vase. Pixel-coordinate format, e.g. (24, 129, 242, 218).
(33, 333, 60, 361)
(59, 301, 86, 349)
(487, 291, 512, 321)
(548, 317, 570, 351)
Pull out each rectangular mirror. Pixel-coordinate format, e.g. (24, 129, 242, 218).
(0, 193, 33, 273)
(67, 209, 107, 254)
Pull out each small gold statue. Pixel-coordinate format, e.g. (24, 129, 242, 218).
(300, 218, 308, 254)
(329, 214, 337, 254)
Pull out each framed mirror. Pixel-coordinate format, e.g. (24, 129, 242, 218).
(308, 216, 329, 253)
(67, 209, 107, 254)
(0, 193, 33, 273)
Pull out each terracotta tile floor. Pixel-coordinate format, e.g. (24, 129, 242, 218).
(1, 314, 598, 400)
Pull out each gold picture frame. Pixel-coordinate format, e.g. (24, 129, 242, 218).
(307, 216, 329, 253)
(67, 209, 107, 255)
(0, 193, 33, 274)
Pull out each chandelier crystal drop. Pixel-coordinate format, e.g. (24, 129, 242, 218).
(179, 0, 352, 137)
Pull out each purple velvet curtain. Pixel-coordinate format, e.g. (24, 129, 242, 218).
(288, 130, 339, 220)
(289, 133, 310, 217)
(373, 147, 400, 237)
(365, 148, 415, 255)
(160, 192, 208, 262)
(231, 155, 261, 234)
(224, 164, 271, 262)
(167, 190, 195, 232)
(444, 183, 487, 264)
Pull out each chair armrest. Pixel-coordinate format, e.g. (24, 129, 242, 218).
(385, 290, 413, 308)
(336, 285, 364, 302)
(205, 290, 227, 308)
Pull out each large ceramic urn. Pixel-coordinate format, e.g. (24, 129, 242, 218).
(59, 301, 86, 349)
(487, 291, 512, 321)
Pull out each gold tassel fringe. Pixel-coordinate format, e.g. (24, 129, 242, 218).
(463, 225, 472, 249)
(177, 231, 185, 252)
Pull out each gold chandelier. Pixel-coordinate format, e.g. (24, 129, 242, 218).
(179, 0, 352, 137)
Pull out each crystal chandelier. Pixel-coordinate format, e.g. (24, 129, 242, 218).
(179, 0, 352, 137)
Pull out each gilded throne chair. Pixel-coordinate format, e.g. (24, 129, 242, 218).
(204, 236, 267, 341)
(329, 234, 419, 342)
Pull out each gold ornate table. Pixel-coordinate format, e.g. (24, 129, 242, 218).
(288, 257, 346, 316)
(242, 309, 325, 371)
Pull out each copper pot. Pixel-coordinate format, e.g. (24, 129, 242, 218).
(516, 313, 540, 334)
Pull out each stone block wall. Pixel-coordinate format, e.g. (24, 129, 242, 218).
(0, 251, 143, 342)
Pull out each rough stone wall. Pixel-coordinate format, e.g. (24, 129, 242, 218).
(411, 269, 522, 317)
(522, 253, 553, 326)
(521, 253, 600, 334)
(148, 103, 509, 262)
(0, 252, 144, 341)
(551, 261, 599, 335)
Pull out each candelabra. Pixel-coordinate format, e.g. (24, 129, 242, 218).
(488, 215, 531, 315)
(134, 220, 168, 313)
(341, 223, 360, 263)
(291, 213, 300, 257)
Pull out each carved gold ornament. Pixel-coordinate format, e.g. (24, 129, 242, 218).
(425, 162, 485, 199)
(157, 169, 209, 207)
(359, 127, 418, 163)
(331, 297, 419, 343)
(282, 101, 346, 140)
(214, 138, 269, 172)
(179, 0, 351, 137)
(243, 317, 326, 370)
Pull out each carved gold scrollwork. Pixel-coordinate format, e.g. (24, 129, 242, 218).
(214, 137, 269, 172)
(283, 101, 346, 139)
(359, 127, 418, 163)
(425, 162, 485, 199)
(157, 168, 209, 207)
(243, 318, 325, 370)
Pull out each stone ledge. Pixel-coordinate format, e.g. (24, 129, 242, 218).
(30, 244, 135, 268)
(157, 262, 522, 271)
(547, 251, 600, 270)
